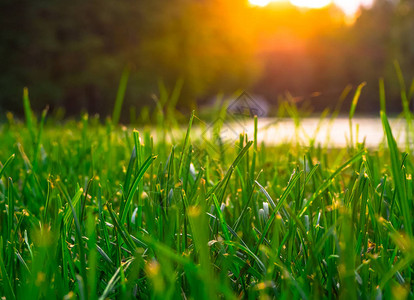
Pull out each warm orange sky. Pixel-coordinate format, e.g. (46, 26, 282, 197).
(249, 0, 374, 16)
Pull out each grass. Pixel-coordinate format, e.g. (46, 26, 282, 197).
(1, 83, 414, 299)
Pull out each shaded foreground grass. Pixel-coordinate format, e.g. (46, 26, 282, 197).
(1, 91, 414, 299)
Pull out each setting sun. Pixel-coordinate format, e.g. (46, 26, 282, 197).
(249, 0, 273, 7)
(290, 0, 331, 9)
(248, 0, 374, 16)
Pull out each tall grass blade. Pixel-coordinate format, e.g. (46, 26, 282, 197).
(380, 111, 412, 236)
(112, 67, 130, 126)
(121, 155, 156, 223)
(0, 154, 15, 179)
(0, 237, 16, 300)
(23, 87, 35, 141)
(67, 188, 88, 296)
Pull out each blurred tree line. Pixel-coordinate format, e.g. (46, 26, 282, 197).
(0, 0, 413, 118)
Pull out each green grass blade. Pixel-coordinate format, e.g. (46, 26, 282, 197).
(22, 87, 35, 141)
(112, 67, 130, 126)
(255, 170, 302, 254)
(107, 204, 140, 252)
(178, 111, 194, 178)
(206, 141, 253, 201)
(0, 237, 16, 300)
(255, 180, 276, 210)
(121, 155, 156, 224)
(299, 150, 365, 217)
(67, 188, 88, 296)
(212, 193, 232, 246)
(381, 111, 412, 236)
(0, 154, 15, 179)
(379, 78, 386, 113)
(349, 82, 366, 120)
(64, 188, 84, 227)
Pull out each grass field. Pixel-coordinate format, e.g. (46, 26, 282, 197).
(1, 84, 414, 299)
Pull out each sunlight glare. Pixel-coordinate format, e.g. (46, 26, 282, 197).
(289, 0, 331, 9)
(249, 0, 273, 7)
(248, 0, 375, 16)
(334, 0, 374, 16)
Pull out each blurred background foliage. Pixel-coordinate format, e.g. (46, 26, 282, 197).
(0, 0, 413, 119)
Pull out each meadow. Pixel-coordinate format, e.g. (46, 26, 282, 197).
(1, 82, 414, 300)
